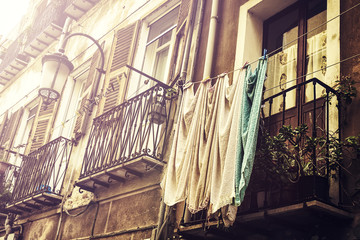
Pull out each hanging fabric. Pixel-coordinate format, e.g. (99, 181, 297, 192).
(235, 58, 268, 206)
(161, 68, 246, 214)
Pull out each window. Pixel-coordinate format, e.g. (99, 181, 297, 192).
(234, 0, 339, 132)
(143, 7, 179, 82)
(9, 104, 38, 166)
(127, 4, 179, 98)
(263, 0, 327, 115)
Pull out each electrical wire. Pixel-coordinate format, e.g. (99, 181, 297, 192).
(178, 1, 360, 88)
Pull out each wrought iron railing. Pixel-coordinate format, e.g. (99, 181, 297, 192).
(180, 78, 341, 225)
(79, 85, 175, 179)
(0, 32, 29, 74)
(25, 1, 66, 48)
(9, 137, 72, 204)
(240, 77, 341, 212)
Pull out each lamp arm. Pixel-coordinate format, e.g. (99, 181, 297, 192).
(60, 32, 105, 75)
(60, 33, 105, 107)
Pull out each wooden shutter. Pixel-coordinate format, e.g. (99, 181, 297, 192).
(168, 0, 195, 83)
(73, 93, 90, 141)
(177, 0, 192, 30)
(101, 22, 139, 113)
(110, 23, 137, 72)
(103, 75, 120, 113)
(72, 42, 105, 141)
(0, 109, 24, 160)
(28, 100, 57, 153)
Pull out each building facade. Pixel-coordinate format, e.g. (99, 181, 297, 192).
(0, 0, 359, 239)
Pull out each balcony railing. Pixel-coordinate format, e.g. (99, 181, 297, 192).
(237, 78, 341, 213)
(8, 137, 72, 208)
(76, 85, 175, 190)
(179, 78, 347, 229)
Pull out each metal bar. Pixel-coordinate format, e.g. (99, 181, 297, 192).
(126, 64, 172, 89)
(262, 78, 337, 103)
(282, 92, 286, 126)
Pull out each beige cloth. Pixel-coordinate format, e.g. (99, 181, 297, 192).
(162, 71, 244, 216)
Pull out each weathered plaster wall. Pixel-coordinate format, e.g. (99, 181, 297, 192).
(192, 0, 244, 83)
(22, 214, 59, 240)
(340, 0, 360, 138)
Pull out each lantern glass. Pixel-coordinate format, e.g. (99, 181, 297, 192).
(39, 53, 74, 105)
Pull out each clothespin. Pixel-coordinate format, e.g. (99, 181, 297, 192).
(242, 61, 249, 69)
(261, 49, 267, 60)
(218, 72, 227, 78)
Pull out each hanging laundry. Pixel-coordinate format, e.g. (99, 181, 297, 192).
(235, 58, 268, 206)
(161, 69, 247, 215)
(209, 71, 245, 213)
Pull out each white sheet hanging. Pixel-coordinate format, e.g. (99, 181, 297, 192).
(161, 70, 245, 215)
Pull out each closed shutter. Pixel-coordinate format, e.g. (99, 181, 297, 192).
(102, 22, 139, 113)
(110, 23, 137, 72)
(73, 42, 105, 141)
(103, 75, 121, 113)
(177, 0, 192, 30)
(168, 0, 195, 82)
(73, 93, 89, 141)
(0, 109, 24, 160)
(28, 100, 57, 153)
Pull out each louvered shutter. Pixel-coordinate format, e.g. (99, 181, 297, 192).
(102, 22, 139, 113)
(0, 109, 24, 160)
(28, 100, 57, 153)
(168, 0, 195, 82)
(110, 23, 137, 72)
(72, 42, 105, 141)
(73, 93, 89, 141)
(103, 75, 120, 113)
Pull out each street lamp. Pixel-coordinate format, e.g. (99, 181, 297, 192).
(39, 32, 105, 107)
(39, 53, 74, 106)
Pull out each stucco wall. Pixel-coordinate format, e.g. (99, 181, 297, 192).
(193, 0, 244, 83)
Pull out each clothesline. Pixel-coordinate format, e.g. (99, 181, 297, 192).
(181, 51, 360, 94)
(179, 1, 360, 88)
(35, 2, 360, 132)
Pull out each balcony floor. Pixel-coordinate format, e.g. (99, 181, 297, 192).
(5, 192, 62, 215)
(178, 200, 353, 239)
(75, 155, 165, 192)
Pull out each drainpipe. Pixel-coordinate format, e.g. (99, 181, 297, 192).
(202, 0, 220, 79)
(189, 0, 205, 82)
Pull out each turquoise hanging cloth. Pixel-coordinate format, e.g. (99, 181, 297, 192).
(235, 58, 268, 206)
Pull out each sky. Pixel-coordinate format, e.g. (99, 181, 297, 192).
(0, 0, 30, 40)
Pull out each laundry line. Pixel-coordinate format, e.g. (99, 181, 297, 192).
(179, 1, 360, 88)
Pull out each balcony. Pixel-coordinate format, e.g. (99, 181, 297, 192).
(178, 78, 353, 238)
(65, 0, 101, 21)
(5, 137, 72, 215)
(0, 32, 30, 85)
(24, 1, 67, 59)
(75, 85, 176, 192)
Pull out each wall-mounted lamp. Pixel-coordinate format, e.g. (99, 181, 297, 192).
(39, 32, 105, 107)
(39, 53, 74, 106)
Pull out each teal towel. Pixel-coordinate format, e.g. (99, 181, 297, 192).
(235, 59, 268, 205)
